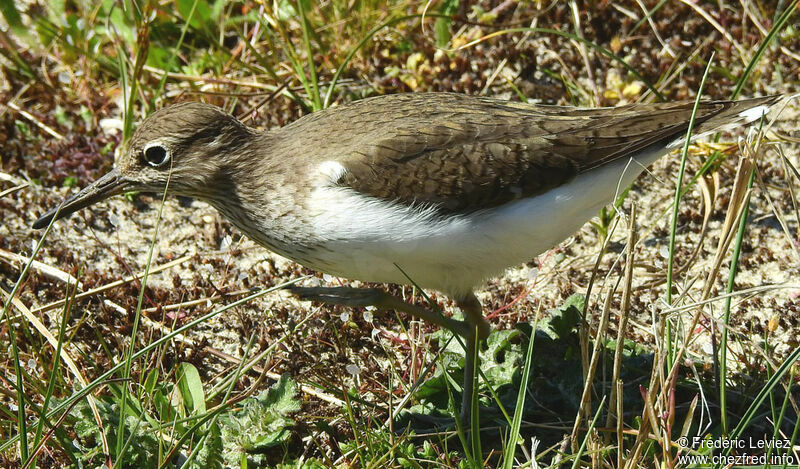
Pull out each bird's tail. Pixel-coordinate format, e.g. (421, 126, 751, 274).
(666, 93, 792, 148)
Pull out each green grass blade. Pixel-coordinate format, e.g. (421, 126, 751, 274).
(461, 27, 666, 102)
(0, 28, 35, 78)
(501, 323, 538, 469)
(114, 169, 171, 465)
(0, 278, 303, 455)
(665, 53, 714, 370)
(5, 293, 28, 461)
(326, 19, 665, 106)
(150, 0, 200, 112)
(2, 200, 69, 463)
(167, 335, 257, 469)
(30, 278, 79, 460)
(325, 14, 412, 107)
(719, 345, 800, 463)
(297, 0, 321, 110)
(630, 0, 670, 33)
(731, 2, 798, 99)
(324, 13, 447, 107)
(0, 0, 34, 45)
(570, 395, 606, 469)
(470, 333, 481, 464)
(718, 166, 757, 435)
(766, 366, 795, 465)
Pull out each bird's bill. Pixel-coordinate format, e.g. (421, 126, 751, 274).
(32, 169, 126, 229)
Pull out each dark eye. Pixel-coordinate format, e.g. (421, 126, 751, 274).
(143, 143, 170, 167)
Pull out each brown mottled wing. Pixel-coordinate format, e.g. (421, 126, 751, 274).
(340, 141, 579, 212)
(317, 93, 778, 213)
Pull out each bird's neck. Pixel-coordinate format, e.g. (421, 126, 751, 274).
(202, 131, 317, 255)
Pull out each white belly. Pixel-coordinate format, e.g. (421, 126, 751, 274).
(303, 150, 665, 298)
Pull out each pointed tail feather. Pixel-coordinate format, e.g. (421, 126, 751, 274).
(666, 94, 788, 148)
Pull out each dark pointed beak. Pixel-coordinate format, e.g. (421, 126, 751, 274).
(33, 169, 126, 229)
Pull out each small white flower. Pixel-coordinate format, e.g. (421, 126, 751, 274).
(363, 310, 373, 322)
(340, 311, 350, 322)
(530, 437, 541, 469)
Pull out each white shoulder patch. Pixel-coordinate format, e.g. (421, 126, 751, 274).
(318, 160, 348, 184)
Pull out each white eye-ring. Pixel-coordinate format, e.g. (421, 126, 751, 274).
(142, 142, 171, 167)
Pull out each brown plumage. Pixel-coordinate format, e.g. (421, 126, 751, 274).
(275, 93, 781, 213)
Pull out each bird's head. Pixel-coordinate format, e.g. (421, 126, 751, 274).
(33, 102, 253, 229)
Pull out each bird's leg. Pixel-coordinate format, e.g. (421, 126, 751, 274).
(287, 286, 493, 428)
(286, 286, 473, 337)
(455, 293, 490, 341)
(454, 293, 490, 427)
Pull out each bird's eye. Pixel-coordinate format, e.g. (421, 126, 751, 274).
(142, 143, 170, 167)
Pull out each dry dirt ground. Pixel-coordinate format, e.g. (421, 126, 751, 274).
(1, 0, 800, 461)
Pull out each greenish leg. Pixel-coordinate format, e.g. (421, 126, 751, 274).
(454, 293, 488, 428)
(287, 286, 492, 428)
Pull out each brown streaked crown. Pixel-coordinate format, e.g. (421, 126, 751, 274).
(119, 102, 255, 191)
(32, 102, 256, 228)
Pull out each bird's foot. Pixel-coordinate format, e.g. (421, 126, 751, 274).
(286, 285, 474, 339)
(286, 286, 395, 308)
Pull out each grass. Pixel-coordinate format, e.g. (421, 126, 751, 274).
(1, 0, 800, 467)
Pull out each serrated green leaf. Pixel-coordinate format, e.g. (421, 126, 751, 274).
(276, 0, 298, 21)
(546, 293, 584, 339)
(265, 373, 302, 415)
(480, 328, 522, 387)
(185, 421, 224, 469)
(79, 105, 93, 128)
(219, 374, 300, 464)
(46, 0, 65, 22)
(65, 397, 160, 468)
(54, 105, 70, 128)
(414, 325, 524, 414)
